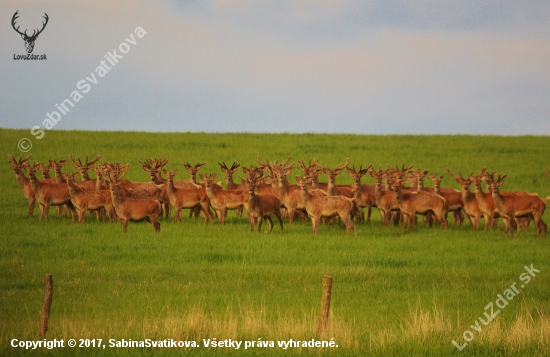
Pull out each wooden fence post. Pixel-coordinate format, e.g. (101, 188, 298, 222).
(39, 274, 53, 338)
(317, 275, 332, 334)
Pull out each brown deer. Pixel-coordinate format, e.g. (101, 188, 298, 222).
(429, 175, 464, 226)
(489, 175, 547, 238)
(8, 154, 35, 217)
(163, 169, 212, 224)
(272, 164, 308, 224)
(200, 173, 247, 224)
(367, 168, 400, 227)
(391, 178, 448, 234)
(105, 171, 161, 232)
(296, 176, 356, 236)
(241, 177, 283, 233)
(63, 172, 116, 223)
(446, 169, 483, 230)
(219, 162, 246, 218)
(23, 162, 76, 222)
(110, 163, 162, 200)
(346, 165, 376, 223)
(69, 154, 101, 181)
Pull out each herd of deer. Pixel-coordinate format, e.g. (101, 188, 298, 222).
(7, 154, 550, 238)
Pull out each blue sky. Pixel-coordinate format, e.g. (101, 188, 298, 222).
(2, 0, 550, 135)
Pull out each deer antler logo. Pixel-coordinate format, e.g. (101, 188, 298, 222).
(12, 10, 49, 54)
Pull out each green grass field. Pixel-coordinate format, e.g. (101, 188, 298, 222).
(1, 128, 549, 356)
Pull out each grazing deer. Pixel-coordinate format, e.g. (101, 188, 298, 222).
(346, 165, 376, 223)
(296, 176, 356, 236)
(391, 178, 448, 234)
(63, 172, 116, 223)
(163, 169, 212, 224)
(8, 154, 35, 217)
(241, 177, 283, 233)
(200, 173, 247, 224)
(489, 175, 547, 238)
(105, 171, 161, 232)
(23, 162, 76, 222)
(446, 169, 482, 230)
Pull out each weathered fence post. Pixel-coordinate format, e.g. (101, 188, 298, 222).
(317, 275, 332, 334)
(39, 274, 53, 338)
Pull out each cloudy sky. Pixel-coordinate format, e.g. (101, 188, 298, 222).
(2, 1, 550, 136)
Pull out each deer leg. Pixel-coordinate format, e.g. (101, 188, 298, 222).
(123, 219, 129, 232)
(275, 211, 284, 231)
(258, 216, 264, 232)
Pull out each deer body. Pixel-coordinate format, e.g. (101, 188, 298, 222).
(296, 176, 356, 236)
(25, 163, 76, 222)
(107, 177, 161, 232)
(242, 179, 283, 233)
(201, 173, 247, 224)
(164, 170, 212, 224)
(489, 176, 547, 238)
(393, 180, 448, 234)
(64, 172, 116, 223)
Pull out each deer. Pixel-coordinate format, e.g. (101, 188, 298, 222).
(8, 154, 35, 217)
(298, 158, 328, 191)
(345, 164, 376, 223)
(219, 162, 246, 217)
(23, 162, 76, 222)
(11, 11, 48, 53)
(241, 177, 283, 233)
(445, 169, 483, 230)
(163, 169, 212, 224)
(105, 171, 161, 232)
(296, 176, 357, 236)
(62, 172, 116, 223)
(391, 178, 448, 234)
(200, 173, 248, 224)
(489, 175, 547, 238)
(272, 164, 309, 224)
(429, 175, 465, 227)
(367, 168, 401, 227)
(69, 154, 101, 181)
(109, 163, 161, 200)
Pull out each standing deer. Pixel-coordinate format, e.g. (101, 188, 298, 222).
(446, 169, 482, 230)
(23, 162, 76, 222)
(200, 173, 247, 224)
(391, 178, 448, 234)
(489, 175, 547, 238)
(241, 177, 283, 233)
(8, 154, 35, 217)
(105, 171, 161, 232)
(429, 175, 464, 227)
(63, 172, 116, 223)
(163, 169, 212, 224)
(367, 168, 400, 227)
(296, 176, 356, 236)
(346, 165, 376, 223)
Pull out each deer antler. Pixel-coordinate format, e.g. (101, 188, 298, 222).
(11, 11, 25, 37)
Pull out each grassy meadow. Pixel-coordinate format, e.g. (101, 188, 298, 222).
(1, 128, 549, 356)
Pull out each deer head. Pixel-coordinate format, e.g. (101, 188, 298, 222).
(12, 11, 49, 53)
